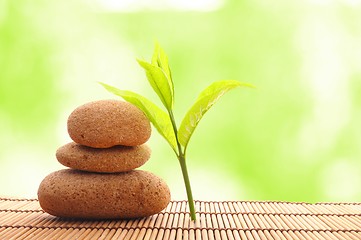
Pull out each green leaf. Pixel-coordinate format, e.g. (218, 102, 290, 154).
(151, 42, 174, 105)
(137, 59, 173, 111)
(99, 82, 178, 152)
(178, 80, 255, 149)
(152, 42, 173, 84)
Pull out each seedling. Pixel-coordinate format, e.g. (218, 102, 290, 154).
(100, 43, 254, 220)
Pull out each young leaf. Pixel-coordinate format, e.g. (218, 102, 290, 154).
(152, 42, 173, 87)
(178, 80, 255, 149)
(137, 59, 173, 111)
(99, 82, 178, 152)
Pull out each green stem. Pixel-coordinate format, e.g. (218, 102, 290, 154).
(168, 111, 196, 221)
(178, 154, 196, 220)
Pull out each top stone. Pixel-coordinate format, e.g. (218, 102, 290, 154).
(67, 100, 151, 148)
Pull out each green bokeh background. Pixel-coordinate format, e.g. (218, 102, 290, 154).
(1, 0, 361, 201)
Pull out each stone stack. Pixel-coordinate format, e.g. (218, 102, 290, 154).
(38, 100, 171, 219)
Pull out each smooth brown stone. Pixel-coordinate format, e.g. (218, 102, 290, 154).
(38, 169, 170, 219)
(56, 142, 151, 173)
(67, 100, 151, 148)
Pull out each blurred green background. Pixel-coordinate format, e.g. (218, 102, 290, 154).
(1, 0, 361, 202)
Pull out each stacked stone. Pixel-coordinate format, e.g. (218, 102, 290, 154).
(38, 100, 170, 219)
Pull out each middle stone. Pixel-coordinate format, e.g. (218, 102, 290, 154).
(56, 142, 151, 173)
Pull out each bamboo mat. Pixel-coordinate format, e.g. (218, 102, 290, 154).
(0, 198, 360, 240)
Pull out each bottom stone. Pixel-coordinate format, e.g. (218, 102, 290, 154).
(37, 169, 170, 219)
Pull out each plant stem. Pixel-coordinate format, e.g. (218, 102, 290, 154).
(178, 154, 196, 220)
(168, 111, 196, 221)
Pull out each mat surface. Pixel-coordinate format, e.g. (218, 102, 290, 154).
(0, 197, 360, 239)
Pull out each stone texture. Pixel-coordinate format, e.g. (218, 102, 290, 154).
(67, 100, 151, 148)
(56, 142, 151, 173)
(38, 169, 170, 219)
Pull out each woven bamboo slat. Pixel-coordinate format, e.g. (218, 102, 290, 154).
(0, 197, 360, 239)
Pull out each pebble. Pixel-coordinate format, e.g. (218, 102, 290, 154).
(56, 142, 151, 173)
(67, 100, 151, 148)
(38, 169, 171, 219)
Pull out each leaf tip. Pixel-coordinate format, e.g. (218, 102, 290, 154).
(98, 81, 109, 89)
(245, 83, 257, 89)
(136, 58, 150, 69)
(136, 58, 144, 64)
(223, 80, 256, 89)
(154, 39, 161, 49)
